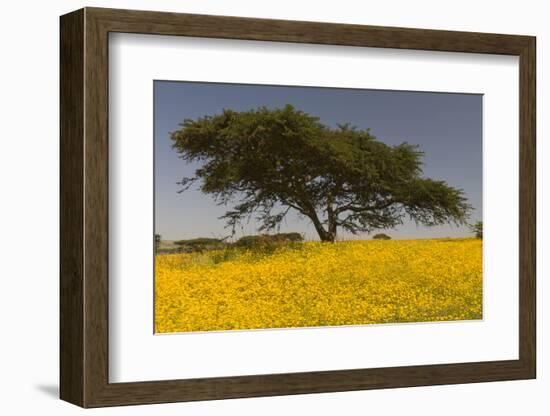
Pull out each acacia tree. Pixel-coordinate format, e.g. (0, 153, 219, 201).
(171, 105, 471, 242)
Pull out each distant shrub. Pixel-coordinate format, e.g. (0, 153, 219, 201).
(372, 233, 391, 240)
(234, 235, 264, 248)
(470, 221, 483, 239)
(174, 237, 225, 252)
(275, 232, 304, 242)
(156, 247, 183, 255)
(235, 233, 303, 248)
(154, 234, 161, 252)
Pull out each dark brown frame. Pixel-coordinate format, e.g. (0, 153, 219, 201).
(60, 7, 536, 408)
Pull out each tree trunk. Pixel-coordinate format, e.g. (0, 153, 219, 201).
(325, 204, 338, 242)
(319, 230, 335, 242)
(307, 210, 336, 242)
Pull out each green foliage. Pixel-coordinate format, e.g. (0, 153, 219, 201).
(372, 233, 391, 240)
(470, 221, 483, 239)
(233, 233, 304, 257)
(233, 235, 264, 248)
(174, 237, 222, 246)
(275, 232, 304, 242)
(174, 237, 225, 252)
(235, 233, 303, 248)
(154, 234, 161, 252)
(171, 105, 472, 242)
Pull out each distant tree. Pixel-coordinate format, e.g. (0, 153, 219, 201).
(470, 221, 483, 239)
(171, 105, 471, 242)
(154, 234, 161, 252)
(372, 233, 391, 240)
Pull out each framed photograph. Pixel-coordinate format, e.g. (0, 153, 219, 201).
(60, 7, 536, 408)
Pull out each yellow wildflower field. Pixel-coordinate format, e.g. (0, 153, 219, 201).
(155, 238, 482, 333)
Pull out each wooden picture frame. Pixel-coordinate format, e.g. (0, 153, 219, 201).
(60, 7, 536, 408)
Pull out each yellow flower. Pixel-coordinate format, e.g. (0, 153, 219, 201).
(155, 238, 482, 333)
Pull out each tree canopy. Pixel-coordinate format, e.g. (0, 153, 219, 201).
(170, 105, 471, 242)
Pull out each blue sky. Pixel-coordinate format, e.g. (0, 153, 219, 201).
(154, 81, 482, 241)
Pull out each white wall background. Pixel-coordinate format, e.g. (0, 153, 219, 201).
(0, 0, 545, 414)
